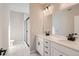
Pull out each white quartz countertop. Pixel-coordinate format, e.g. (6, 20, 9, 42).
(37, 34, 79, 52)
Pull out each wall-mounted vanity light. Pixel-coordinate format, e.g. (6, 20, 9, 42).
(43, 6, 49, 14)
(43, 4, 54, 16)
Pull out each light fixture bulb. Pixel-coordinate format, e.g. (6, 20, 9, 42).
(43, 9, 45, 13)
(45, 7, 48, 12)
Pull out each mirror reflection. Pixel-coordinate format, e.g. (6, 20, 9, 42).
(52, 4, 79, 36)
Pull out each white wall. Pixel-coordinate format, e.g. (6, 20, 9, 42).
(2, 5, 9, 49)
(0, 4, 9, 49)
(0, 4, 4, 48)
(10, 11, 24, 41)
(30, 4, 44, 51)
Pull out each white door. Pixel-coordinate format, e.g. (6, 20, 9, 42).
(26, 18, 30, 47)
(25, 17, 30, 47)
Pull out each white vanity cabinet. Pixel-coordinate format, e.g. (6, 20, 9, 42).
(36, 35, 79, 56)
(36, 35, 51, 56)
(51, 42, 79, 56)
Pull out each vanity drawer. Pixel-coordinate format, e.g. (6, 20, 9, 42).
(53, 42, 79, 56)
(43, 39, 51, 51)
(43, 39, 51, 56)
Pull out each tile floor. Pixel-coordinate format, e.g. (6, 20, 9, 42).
(6, 44, 40, 56)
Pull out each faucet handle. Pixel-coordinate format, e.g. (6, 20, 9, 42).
(74, 33, 78, 35)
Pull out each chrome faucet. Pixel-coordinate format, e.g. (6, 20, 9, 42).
(67, 33, 78, 41)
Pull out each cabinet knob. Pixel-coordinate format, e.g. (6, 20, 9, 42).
(38, 42, 40, 45)
(44, 51, 48, 54)
(45, 41, 48, 43)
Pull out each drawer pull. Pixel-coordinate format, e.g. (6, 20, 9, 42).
(38, 42, 40, 45)
(44, 46, 48, 48)
(45, 41, 48, 43)
(44, 51, 48, 54)
(59, 55, 63, 56)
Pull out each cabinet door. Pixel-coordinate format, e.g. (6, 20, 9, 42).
(53, 48, 66, 56)
(51, 42, 67, 56)
(36, 36, 43, 55)
(53, 42, 79, 56)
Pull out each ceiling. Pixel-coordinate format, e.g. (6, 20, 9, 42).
(8, 3, 29, 15)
